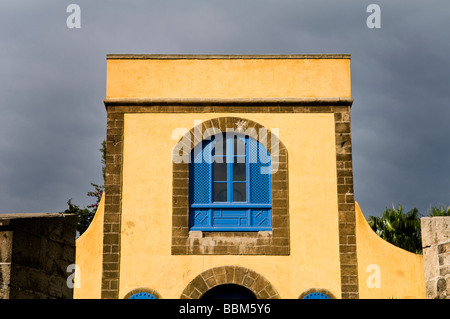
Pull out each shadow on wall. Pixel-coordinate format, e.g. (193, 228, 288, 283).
(0, 213, 77, 299)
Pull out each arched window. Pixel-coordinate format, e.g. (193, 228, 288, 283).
(189, 133, 272, 231)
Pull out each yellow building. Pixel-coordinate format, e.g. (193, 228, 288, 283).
(74, 54, 425, 299)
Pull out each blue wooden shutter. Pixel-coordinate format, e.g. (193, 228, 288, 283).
(249, 139, 271, 204)
(189, 140, 213, 228)
(189, 140, 212, 204)
(248, 138, 272, 229)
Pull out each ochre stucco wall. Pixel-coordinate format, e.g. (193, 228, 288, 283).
(106, 56, 351, 99)
(74, 195, 426, 298)
(117, 112, 341, 299)
(355, 202, 425, 298)
(74, 194, 104, 299)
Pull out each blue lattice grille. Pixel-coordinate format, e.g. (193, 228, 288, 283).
(189, 141, 212, 204)
(249, 139, 271, 204)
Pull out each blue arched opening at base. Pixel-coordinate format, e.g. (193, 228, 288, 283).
(123, 287, 161, 299)
(200, 284, 257, 300)
(298, 288, 336, 299)
(129, 292, 157, 299)
(302, 292, 330, 299)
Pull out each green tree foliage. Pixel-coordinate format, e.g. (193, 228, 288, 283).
(87, 183, 104, 211)
(368, 204, 450, 254)
(368, 205, 422, 254)
(63, 199, 94, 236)
(427, 204, 450, 216)
(62, 140, 106, 236)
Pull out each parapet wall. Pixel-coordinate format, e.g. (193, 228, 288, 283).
(421, 216, 450, 299)
(355, 202, 425, 299)
(0, 213, 77, 299)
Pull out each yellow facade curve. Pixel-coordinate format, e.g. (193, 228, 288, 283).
(355, 202, 425, 298)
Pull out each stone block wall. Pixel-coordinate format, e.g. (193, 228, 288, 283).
(421, 216, 450, 299)
(0, 213, 77, 299)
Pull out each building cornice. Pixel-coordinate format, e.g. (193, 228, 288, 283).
(106, 54, 351, 60)
(104, 97, 354, 108)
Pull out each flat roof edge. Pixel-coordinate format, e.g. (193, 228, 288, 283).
(106, 54, 351, 60)
(0, 212, 75, 220)
(103, 97, 354, 107)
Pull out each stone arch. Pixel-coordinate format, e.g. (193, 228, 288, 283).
(173, 116, 286, 161)
(180, 266, 280, 299)
(171, 116, 290, 256)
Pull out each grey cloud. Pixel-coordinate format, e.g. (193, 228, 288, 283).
(0, 0, 449, 217)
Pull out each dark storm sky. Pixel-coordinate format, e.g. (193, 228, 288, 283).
(0, 0, 449, 218)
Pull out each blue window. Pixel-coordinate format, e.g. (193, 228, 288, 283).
(189, 133, 272, 231)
